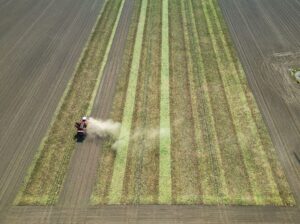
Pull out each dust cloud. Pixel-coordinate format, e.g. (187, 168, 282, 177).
(87, 117, 121, 139)
(111, 127, 170, 150)
(87, 117, 173, 151)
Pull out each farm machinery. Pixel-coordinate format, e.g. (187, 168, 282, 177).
(75, 116, 88, 139)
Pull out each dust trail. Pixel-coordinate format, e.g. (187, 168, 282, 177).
(87, 117, 121, 139)
(111, 119, 184, 150)
(112, 127, 170, 150)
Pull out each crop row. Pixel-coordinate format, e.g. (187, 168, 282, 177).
(90, 0, 145, 204)
(108, 0, 148, 204)
(159, 0, 172, 203)
(90, 0, 294, 205)
(119, 0, 162, 204)
(92, 0, 170, 205)
(16, 0, 125, 205)
(181, 0, 228, 203)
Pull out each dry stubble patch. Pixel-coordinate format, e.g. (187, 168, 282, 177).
(90, 0, 142, 205)
(16, 0, 123, 205)
(121, 0, 161, 204)
(169, 0, 202, 204)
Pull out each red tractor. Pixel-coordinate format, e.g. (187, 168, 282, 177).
(75, 116, 88, 139)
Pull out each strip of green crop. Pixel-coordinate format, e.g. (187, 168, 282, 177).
(14, 0, 107, 205)
(208, 0, 281, 203)
(120, 0, 161, 204)
(133, 0, 161, 204)
(181, 0, 229, 204)
(209, 0, 282, 204)
(200, 0, 256, 204)
(90, 0, 142, 205)
(202, 0, 262, 204)
(16, 0, 124, 205)
(159, 0, 171, 204)
(181, 1, 204, 203)
(202, 0, 281, 205)
(169, 0, 202, 204)
(210, 0, 295, 205)
(108, 0, 148, 204)
(191, 0, 254, 204)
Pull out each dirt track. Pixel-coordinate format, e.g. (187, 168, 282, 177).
(1, 0, 300, 223)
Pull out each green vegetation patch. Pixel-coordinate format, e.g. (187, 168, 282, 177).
(181, 0, 228, 204)
(18, 0, 294, 206)
(90, 0, 294, 205)
(159, 0, 172, 204)
(15, 0, 125, 205)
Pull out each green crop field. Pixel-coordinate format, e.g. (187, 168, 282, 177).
(17, 0, 295, 206)
(91, 0, 294, 205)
